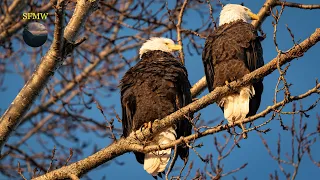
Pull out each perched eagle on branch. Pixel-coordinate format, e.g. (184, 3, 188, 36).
(202, 4, 264, 137)
(120, 37, 192, 178)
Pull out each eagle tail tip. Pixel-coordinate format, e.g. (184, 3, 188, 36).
(223, 86, 255, 124)
(144, 127, 176, 176)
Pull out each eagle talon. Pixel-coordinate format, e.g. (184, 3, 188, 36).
(140, 122, 147, 131)
(141, 121, 152, 132)
(218, 98, 225, 107)
(239, 122, 248, 139)
(148, 121, 152, 129)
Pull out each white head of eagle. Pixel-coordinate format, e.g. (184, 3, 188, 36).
(139, 37, 182, 58)
(219, 4, 259, 26)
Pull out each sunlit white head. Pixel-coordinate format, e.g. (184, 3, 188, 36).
(219, 4, 259, 26)
(139, 37, 182, 58)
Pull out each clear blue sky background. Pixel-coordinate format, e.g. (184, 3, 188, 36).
(1, 0, 319, 179)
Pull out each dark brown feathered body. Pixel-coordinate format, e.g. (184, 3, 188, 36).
(120, 50, 192, 165)
(202, 20, 264, 117)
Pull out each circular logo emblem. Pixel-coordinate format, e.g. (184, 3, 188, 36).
(23, 22, 48, 47)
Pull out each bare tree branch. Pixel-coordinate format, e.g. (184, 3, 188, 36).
(176, 0, 188, 65)
(0, 0, 99, 154)
(276, 1, 320, 9)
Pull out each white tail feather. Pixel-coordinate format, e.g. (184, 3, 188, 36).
(222, 86, 255, 124)
(144, 127, 176, 176)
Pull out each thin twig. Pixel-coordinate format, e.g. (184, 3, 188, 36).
(176, 0, 188, 65)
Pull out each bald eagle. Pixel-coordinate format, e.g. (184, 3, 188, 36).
(120, 37, 192, 177)
(202, 4, 264, 137)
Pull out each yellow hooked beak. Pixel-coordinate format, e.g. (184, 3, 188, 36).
(247, 11, 259, 20)
(167, 44, 182, 51)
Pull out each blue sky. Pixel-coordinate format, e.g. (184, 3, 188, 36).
(1, 0, 319, 179)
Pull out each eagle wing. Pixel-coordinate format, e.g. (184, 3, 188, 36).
(174, 66, 193, 161)
(202, 34, 216, 92)
(244, 30, 264, 72)
(244, 28, 264, 116)
(120, 63, 144, 137)
(121, 90, 135, 138)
